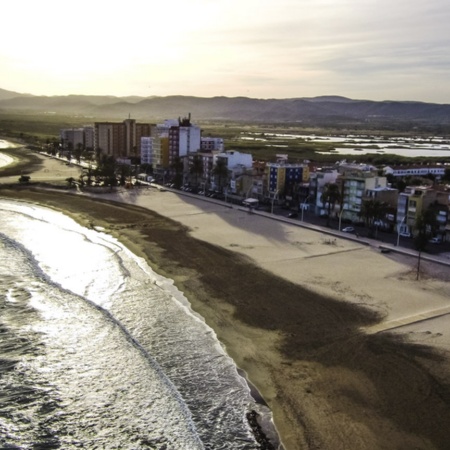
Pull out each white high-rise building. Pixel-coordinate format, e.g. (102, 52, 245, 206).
(141, 137, 153, 165)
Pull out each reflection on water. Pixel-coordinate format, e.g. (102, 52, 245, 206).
(239, 132, 450, 157)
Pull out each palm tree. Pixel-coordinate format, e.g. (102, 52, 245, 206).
(117, 163, 131, 186)
(66, 142, 74, 161)
(320, 183, 341, 227)
(359, 199, 389, 236)
(95, 147, 103, 164)
(190, 155, 204, 189)
(75, 143, 83, 164)
(95, 155, 118, 187)
(171, 157, 184, 189)
(212, 158, 229, 193)
(51, 140, 59, 156)
(414, 207, 438, 280)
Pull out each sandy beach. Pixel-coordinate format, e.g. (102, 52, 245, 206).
(2, 145, 450, 449)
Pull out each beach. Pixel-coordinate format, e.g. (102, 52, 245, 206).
(2, 145, 450, 449)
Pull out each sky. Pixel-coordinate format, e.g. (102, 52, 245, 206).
(1, 0, 450, 103)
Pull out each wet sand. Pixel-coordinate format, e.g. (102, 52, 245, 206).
(2, 145, 450, 449)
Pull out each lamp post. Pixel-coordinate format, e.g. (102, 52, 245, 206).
(301, 195, 310, 222)
(338, 208, 344, 231)
(271, 190, 279, 214)
(396, 215, 406, 246)
(246, 184, 253, 200)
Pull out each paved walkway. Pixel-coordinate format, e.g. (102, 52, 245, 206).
(364, 305, 450, 334)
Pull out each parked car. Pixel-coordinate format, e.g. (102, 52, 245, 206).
(429, 236, 442, 244)
(288, 212, 298, 218)
(342, 226, 355, 233)
(399, 232, 412, 238)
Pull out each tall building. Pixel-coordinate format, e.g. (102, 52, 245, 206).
(95, 122, 125, 158)
(309, 168, 339, 215)
(168, 114, 201, 167)
(336, 163, 387, 222)
(140, 125, 166, 167)
(140, 137, 153, 166)
(84, 127, 95, 149)
(267, 163, 309, 196)
(60, 128, 86, 149)
(94, 119, 152, 159)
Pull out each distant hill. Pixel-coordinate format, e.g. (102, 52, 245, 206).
(1, 88, 450, 127)
(0, 88, 34, 101)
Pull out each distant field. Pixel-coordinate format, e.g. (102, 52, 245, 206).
(2, 112, 450, 165)
(0, 112, 96, 142)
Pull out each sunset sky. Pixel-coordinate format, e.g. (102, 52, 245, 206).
(2, 0, 449, 103)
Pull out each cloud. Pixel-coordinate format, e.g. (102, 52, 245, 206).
(1, 0, 450, 102)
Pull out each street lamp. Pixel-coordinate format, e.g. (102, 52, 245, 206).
(271, 190, 279, 214)
(396, 215, 406, 246)
(246, 184, 253, 200)
(301, 195, 310, 222)
(338, 208, 344, 231)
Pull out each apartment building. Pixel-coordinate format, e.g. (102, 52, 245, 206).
(207, 150, 253, 192)
(84, 127, 94, 149)
(200, 137, 224, 152)
(267, 162, 309, 198)
(397, 186, 449, 239)
(140, 137, 153, 165)
(168, 115, 201, 168)
(215, 150, 253, 170)
(338, 164, 388, 223)
(94, 119, 152, 159)
(309, 168, 339, 215)
(60, 127, 88, 149)
(186, 150, 218, 191)
(140, 125, 169, 166)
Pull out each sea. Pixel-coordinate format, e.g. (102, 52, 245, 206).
(0, 198, 278, 449)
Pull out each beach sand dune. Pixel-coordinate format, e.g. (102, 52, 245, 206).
(2, 147, 450, 449)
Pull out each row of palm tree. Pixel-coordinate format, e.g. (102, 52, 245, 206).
(170, 155, 229, 192)
(320, 183, 341, 227)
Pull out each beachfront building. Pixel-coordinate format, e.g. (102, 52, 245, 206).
(140, 125, 168, 167)
(168, 114, 201, 167)
(187, 150, 218, 191)
(60, 127, 86, 150)
(233, 173, 265, 200)
(397, 186, 449, 240)
(266, 162, 310, 206)
(94, 119, 153, 160)
(140, 137, 153, 166)
(215, 150, 253, 171)
(309, 168, 339, 215)
(209, 150, 253, 193)
(363, 186, 399, 230)
(337, 163, 387, 223)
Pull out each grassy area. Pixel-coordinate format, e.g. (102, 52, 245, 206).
(0, 112, 96, 143)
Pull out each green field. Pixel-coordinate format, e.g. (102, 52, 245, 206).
(2, 112, 450, 166)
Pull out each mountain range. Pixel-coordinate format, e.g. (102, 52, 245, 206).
(1, 88, 450, 127)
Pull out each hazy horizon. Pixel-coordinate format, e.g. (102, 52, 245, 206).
(2, 1, 449, 104)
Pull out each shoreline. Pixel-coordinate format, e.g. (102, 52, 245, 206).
(2, 146, 450, 449)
